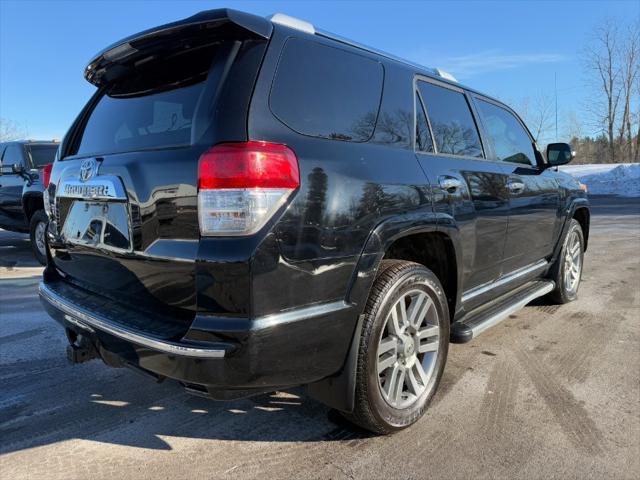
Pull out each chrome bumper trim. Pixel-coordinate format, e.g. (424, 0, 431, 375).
(251, 300, 350, 330)
(39, 282, 226, 359)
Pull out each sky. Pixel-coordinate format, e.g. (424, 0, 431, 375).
(1, 0, 638, 142)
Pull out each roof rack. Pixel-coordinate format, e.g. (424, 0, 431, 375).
(267, 13, 457, 83)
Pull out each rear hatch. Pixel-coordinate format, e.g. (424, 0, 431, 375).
(48, 10, 271, 328)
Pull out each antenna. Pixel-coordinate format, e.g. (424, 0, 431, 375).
(555, 72, 558, 142)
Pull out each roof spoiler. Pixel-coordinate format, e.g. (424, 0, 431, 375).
(84, 9, 272, 87)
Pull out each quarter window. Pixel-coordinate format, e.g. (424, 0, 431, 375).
(476, 99, 536, 166)
(417, 81, 483, 158)
(270, 38, 384, 142)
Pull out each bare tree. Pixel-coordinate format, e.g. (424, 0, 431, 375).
(528, 95, 555, 144)
(618, 24, 639, 162)
(0, 118, 28, 142)
(583, 19, 621, 163)
(513, 95, 554, 145)
(563, 110, 584, 141)
(636, 78, 640, 162)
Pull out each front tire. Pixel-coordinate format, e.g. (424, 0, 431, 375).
(548, 219, 584, 304)
(29, 210, 48, 266)
(344, 260, 449, 434)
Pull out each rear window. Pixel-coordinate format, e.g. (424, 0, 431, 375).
(27, 144, 58, 167)
(270, 38, 383, 142)
(73, 44, 216, 157)
(76, 84, 204, 156)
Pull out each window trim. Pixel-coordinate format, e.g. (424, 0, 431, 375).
(471, 94, 541, 168)
(413, 75, 487, 160)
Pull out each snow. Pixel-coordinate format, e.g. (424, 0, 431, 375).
(560, 163, 640, 197)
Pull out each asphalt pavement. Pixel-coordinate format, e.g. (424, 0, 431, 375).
(0, 196, 638, 479)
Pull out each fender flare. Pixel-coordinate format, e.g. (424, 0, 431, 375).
(307, 211, 462, 412)
(550, 197, 590, 265)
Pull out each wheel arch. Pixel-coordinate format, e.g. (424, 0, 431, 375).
(308, 213, 462, 412)
(573, 206, 590, 252)
(22, 191, 44, 222)
(551, 198, 590, 264)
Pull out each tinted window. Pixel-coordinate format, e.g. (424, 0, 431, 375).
(73, 41, 222, 157)
(476, 99, 536, 166)
(415, 93, 434, 153)
(270, 38, 383, 142)
(417, 82, 483, 158)
(2, 144, 24, 169)
(76, 83, 204, 156)
(27, 144, 58, 168)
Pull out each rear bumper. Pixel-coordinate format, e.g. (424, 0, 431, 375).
(39, 279, 357, 396)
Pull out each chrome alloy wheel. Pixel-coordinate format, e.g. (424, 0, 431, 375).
(35, 221, 47, 257)
(376, 289, 440, 409)
(563, 229, 582, 294)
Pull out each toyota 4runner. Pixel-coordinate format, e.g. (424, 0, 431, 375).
(39, 9, 589, 433)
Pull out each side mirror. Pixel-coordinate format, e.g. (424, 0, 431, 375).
(0, 164, 21, 176)
(546, 143, 575, 167)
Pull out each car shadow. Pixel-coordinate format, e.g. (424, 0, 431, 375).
(0, 360, 374, 455)
(0, 230, 40, 268)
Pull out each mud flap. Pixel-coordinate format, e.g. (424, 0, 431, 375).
(307, 314, 365, 413)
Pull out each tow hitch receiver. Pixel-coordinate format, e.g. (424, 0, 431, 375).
(66, 335, 98, 364)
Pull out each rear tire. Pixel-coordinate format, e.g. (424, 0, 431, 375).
(548, 219, 584, 304)
(343, 260, 449, 434)
(29, 209, 48, 266)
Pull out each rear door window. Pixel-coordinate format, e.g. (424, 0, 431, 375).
(475, 99, 536, 166)
(270, 38, 384, 142)
(417, 81, 483, 158)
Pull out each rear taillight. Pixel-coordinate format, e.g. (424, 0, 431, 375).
(42, 163, 54, 219)
(197, 141, 300, 236)
(42, 163, 53, 187)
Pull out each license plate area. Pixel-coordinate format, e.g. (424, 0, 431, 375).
(60, 201, 132, 252)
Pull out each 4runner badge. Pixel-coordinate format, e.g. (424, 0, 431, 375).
(79, 159, 98, 182)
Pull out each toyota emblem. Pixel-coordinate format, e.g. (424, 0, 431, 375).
(79, 159, 98, 182)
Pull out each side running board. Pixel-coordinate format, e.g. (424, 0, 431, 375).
(450, 280, 555, 343)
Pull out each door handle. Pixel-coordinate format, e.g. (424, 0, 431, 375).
(507, 177, 525, 194)
(438, 176, 463, 193)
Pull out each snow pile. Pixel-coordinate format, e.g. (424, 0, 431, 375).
(560, 163, 640, 197)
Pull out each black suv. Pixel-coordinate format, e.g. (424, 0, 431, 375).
(39, 10, 589, 433)
(0, 140, 58, 264)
